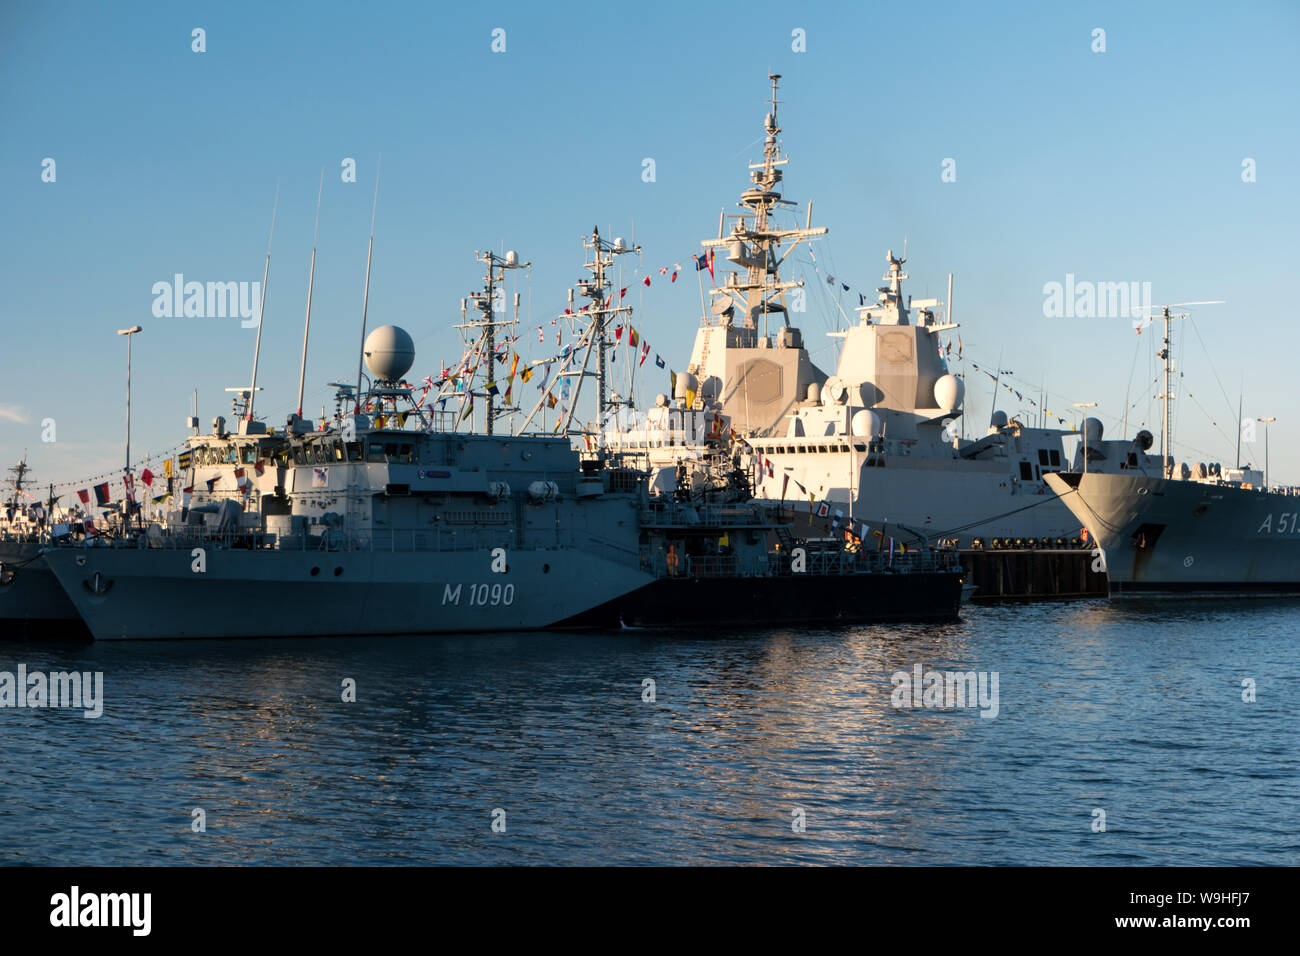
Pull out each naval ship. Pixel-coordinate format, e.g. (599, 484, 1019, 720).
(1044, 307, 1299, 595)
(592, 76, 1138, 613)
(650, 76, 1132, 561)
(0, 458, 82, 631)
(39, 230, 963, 639)
(1047, 468, 1300, 595)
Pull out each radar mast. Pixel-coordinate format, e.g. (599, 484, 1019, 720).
(454, 249, 530, 435)
(700, 73, 828, 339)
(517, 227, 639, 453)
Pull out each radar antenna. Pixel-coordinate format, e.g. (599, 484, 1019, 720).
(699, 74, 827, 340)
(1133, 301, 1225, 475)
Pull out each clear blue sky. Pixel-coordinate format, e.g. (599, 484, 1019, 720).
(3, 0, 1298, 494)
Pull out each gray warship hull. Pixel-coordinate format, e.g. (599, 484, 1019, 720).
(1045, 472, 1300, 595)
(0, 540, 81, 630)
(40, 543, 653, 641)
(42, 538, 965, 640)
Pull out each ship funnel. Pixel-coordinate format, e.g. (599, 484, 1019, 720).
(363, 325, 415, 382)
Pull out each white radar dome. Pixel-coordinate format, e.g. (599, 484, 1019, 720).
(851, 409, 883, 438)
(934, 374, 965, 411)
(364, 325, 415, 382)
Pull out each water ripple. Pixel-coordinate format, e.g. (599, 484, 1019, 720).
(1, 598, 1298, 864)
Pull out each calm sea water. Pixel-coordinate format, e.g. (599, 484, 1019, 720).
(2, 599, 1297, 866)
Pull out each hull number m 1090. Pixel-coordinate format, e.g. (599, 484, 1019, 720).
(443, 583, 515, 606)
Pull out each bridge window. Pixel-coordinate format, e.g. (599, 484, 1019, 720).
(1019, 461, 1033, 481)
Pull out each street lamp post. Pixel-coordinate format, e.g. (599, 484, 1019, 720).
(1258, 417, 1276, 489)
(1074, 402, 1097, 474)
(118, 326, 143, 518)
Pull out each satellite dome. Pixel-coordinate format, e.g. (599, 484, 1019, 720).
(991, 410, 1009, 429)
(934, 373, 965, 411)
(364, 325, 415, 382)
(1084, 417, 1104, 443)
(851, 409, 883, 438)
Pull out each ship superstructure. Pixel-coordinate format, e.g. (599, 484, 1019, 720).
(684, 73, 830, 437)
(654, 76, 1138, 553)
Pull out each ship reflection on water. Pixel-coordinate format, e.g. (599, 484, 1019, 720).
(3, 599, 1297, 865)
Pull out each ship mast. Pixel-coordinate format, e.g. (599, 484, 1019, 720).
(4, 456, 30, 521)
(295, 168, 325, 420)
(246, 182, 279, 422)
(1159, 306, 1173, 477)
(516, 227, 638, 450)
(700, 74, 827, 339)
(1144, 301, 1222, 478)
(579, 227, 639, 449)
(455, 249, 529, 435)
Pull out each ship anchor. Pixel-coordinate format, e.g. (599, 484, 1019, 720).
(83, 571, 114, 596)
